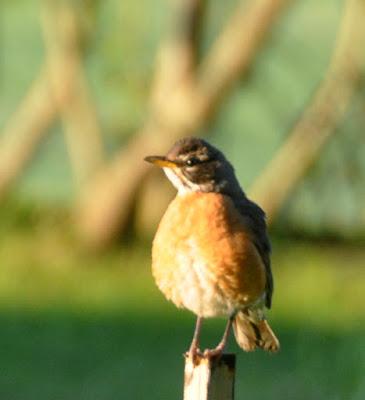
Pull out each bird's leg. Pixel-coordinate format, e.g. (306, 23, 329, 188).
(204, 314, 234, 358)
(187, 316, 203, 361)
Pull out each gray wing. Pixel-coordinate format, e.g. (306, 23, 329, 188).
(236, 197, 273, 309)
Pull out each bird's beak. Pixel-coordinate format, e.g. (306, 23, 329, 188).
(144, 155, 178, 168)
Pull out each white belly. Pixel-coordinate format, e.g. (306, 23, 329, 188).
(157, 239, 236, 318)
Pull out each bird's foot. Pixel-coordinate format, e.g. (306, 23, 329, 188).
(185, 346, 203, 364)
(203, 343, 225, 359)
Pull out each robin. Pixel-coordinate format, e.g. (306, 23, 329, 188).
(144, 137, 279, 358)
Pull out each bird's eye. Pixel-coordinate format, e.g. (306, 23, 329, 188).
(186, 157, 200, 166)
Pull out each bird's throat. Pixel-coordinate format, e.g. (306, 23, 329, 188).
(163, 167, 201, 195)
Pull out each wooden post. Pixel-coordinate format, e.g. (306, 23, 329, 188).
(184, 354, 236, 400)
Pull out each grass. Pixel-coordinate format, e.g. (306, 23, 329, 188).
(0, 225, 363, 328)
(0, 312, 363, 400)
(0, 225, 364, 399)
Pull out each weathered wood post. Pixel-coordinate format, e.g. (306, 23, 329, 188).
(184, 354, 236, 400)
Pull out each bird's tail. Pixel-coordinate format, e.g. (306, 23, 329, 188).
(233, 311, 280, 352)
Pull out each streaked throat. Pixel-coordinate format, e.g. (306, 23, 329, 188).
(163, 167, 201, 195)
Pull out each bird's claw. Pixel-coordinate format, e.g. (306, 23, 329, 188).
(203, 345, 224, 359)
(185, 347, 204, 364)
(185, 344, 225, 361)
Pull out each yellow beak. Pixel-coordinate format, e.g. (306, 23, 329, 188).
(144, 156, 178, 168)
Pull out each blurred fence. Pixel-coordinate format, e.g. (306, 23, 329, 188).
(0, 0, 364, 247)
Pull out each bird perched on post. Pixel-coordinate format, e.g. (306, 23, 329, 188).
(144, 137, 279, 358)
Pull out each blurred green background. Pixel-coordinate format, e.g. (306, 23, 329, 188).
(0, 0, 364, 399)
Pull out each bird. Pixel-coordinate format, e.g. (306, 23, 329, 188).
(144, 137, 279, 359)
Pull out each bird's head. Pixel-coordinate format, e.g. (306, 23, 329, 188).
(144, 137, 243, 196)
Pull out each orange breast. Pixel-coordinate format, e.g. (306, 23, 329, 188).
(152, 192, 267, 317)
